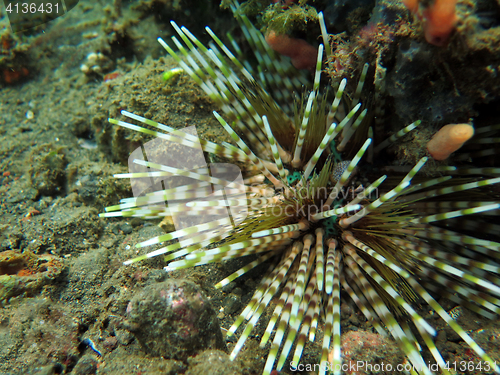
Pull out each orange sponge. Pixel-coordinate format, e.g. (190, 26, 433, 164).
(422, 0, 458, 46)
(402, 0, 458, 46)
(265, 30, 318, 71)
(402, 0, 419, 13)
(427, 123, 474, 161)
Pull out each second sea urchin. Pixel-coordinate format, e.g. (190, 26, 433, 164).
(101, 4, 500, 374)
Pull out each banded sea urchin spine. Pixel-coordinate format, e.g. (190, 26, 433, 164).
(100, 3, 500, 374)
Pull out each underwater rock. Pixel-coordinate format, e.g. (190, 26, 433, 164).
(0, 250, 65, 304)
(185, 349, 243, 375)
(324, 0, 376, 33)
(386, 40, 473, 126)
(72, 354, 98, 375)
(125, 278, 226, 361)
(337, 330, 406, 373)
(2, 298, 80, 371)
(28, 144, 68, 197)
(0, 29, 31, 85)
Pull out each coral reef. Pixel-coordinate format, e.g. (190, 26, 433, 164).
(0, 0, 499, 374)
(233, 0, 500, 151)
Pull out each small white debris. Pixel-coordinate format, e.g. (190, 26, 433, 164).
(87, 52, 98, 63)
(81, 52, 114, 76)
(80, 64, 90, 74)
(78, 138, 98, 149)
(83, 31, 99, 40)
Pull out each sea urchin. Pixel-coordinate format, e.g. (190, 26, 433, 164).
(100, 3, 500, 374)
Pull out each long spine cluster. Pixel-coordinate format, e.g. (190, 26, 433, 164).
(101, 3, 500, 375)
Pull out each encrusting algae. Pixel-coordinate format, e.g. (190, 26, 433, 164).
(101, 2, 500, 374)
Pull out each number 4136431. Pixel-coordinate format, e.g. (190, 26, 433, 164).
(5, 2, 61, 14)
(444, 361, 497, 372)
